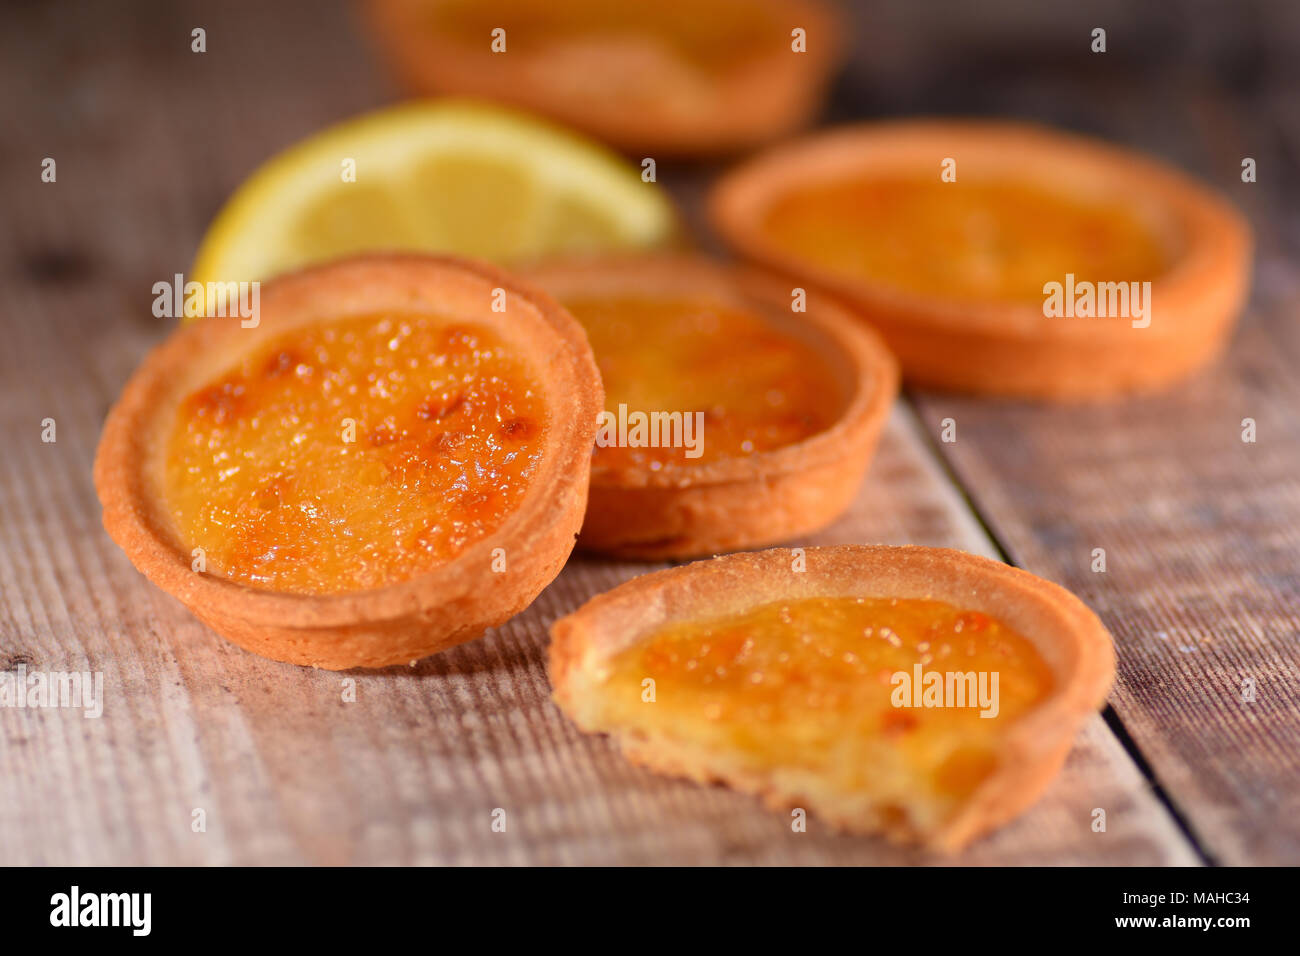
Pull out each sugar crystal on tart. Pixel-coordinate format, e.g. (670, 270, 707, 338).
(710, 120, 1252, 399)
(364, 0, 845, 156)
(761, 177, 1169, 305)
(550, 546, 1116, 850)
(165, 314, 546, 595)
(574, 294, 840, 473)
(95, 254, 602, 669)
(524, 256, 898, 559)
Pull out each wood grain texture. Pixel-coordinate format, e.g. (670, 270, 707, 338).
(0, 387, 1196, 863)
(892, 11, 1300, 866)
(912, 307, 1300, 866)
(1, 0, 1290, 865)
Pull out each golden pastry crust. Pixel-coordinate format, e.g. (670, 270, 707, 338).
(522, 255, 898, 560)
(549, 545, 1116, 850)
(362, 0, 845, 156)
(94, 254, 603, 669)
(709, 119, 1253, 399)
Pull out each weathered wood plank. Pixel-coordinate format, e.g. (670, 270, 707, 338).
(0, 375, 1198, 864)
(0, 0, 1231, 865)
(905, 69, 1300, 866)
(913, 312, 1300, 866)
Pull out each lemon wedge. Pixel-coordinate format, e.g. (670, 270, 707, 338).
(188, 100, 677, 303)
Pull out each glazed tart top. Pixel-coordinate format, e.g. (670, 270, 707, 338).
(95, 254, 602, 623)
(165, 311, 546, 595)
(566, 292, 840, 473)
(711, 120, 1250, 329)
(524, 255, 896, 485)
(422, 0, 788, 70)
(759, 176, 1169, 305)
(601, 595, 1055, 802)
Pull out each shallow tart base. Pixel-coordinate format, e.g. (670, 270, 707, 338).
(94, 254, 602, 669)
(524, 255, 898, 560)
(364, 0, 845, 156)
(709, 120, 1253, 400)
(549, 545, 1115, 850)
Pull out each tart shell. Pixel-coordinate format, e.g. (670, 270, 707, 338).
(94, 254, 603, 670)
(549, 545, 1116, 850)
(709, 120, 1253, 400)
(522, 255, 899, 560)
(362, 0, 845, 156)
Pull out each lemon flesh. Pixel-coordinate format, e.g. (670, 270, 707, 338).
(189, 100, 676, 300)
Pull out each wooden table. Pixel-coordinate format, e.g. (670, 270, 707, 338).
(2, 0, 1296, 865)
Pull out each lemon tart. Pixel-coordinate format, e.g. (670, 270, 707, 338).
(95, 254, 602, 669)
(524, 256, 898, 559)
(364, 0, 845, 155)
(710, 120, 1252, 399)
(550, 546, 1116, 850)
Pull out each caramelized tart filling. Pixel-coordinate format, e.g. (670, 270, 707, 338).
(164, 312, 547, 595)
(597, 596, 1053, 828)
(563, 294, 841, 472)
(760, 177, 1168, 304)
(426, 0, 783, 70)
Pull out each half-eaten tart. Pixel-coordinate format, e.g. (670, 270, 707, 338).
(710, 120, 1252, 399)
(363, 0, 845, 156)
(522, 255, 898, 560)
(550, 546, 1115, 851)
(94, 254, 602, 669)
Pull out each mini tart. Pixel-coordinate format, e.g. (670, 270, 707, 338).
(550, 545, 1115, 851)
(94, 254, 602, 669)
(710, 120, 1253, 399)
(363, 0, 844, 156)
(522, 255, 898, 560)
